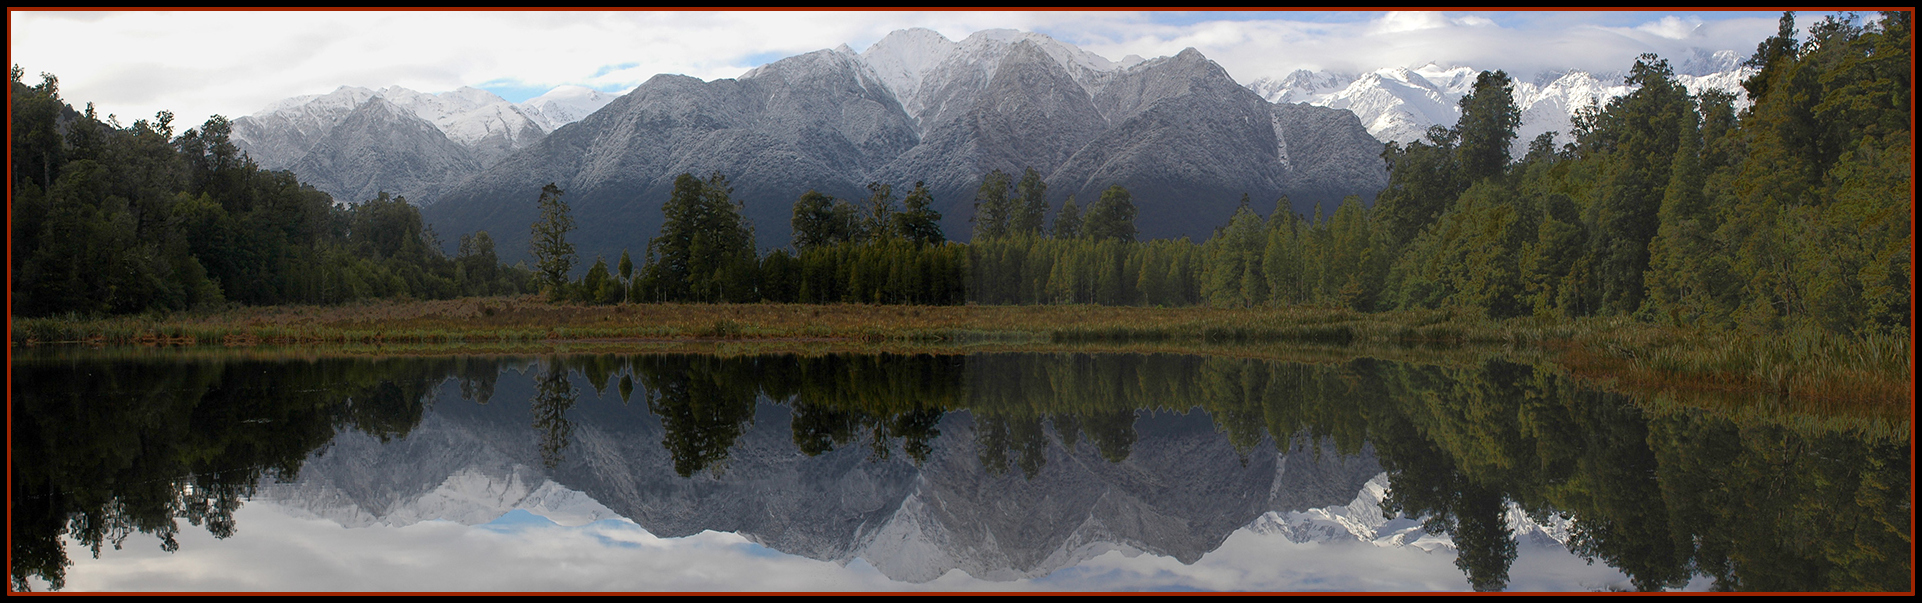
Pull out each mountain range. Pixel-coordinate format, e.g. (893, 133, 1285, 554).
(229, 28, 1754, 266)
(254, 373, 1578, 584)
(1246, 48, 1753, 152)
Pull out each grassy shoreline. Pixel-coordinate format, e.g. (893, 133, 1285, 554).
(11, 296, 1911, 412)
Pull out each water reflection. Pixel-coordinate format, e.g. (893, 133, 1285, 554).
(9, 351, 1910, 591)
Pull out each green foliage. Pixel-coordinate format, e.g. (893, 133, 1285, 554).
(1083, 185, 1138, 243)
(639, 173, 759, 303)
(861, 181, 896, 242)
(1455, 70, 1522, 182)
(1202, 204, 1268, 307)
(971, 169, 1015, 241)
(791, 189, 861, 249)
(530, 183, 576, 301)
(1010, 167, 1049, 236)
(8, 68, 527, 317)
(1052, 195, 1082, 239)
(1375, 133, 1469, 250)
(893, 181, 946, 246)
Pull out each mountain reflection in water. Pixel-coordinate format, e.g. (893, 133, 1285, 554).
(10, 352, 1910, 592)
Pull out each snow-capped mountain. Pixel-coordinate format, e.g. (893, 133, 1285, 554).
(230, 86, 381, 172)
(520, 85, 620, 132)
(231, 82, 615, 205)
(228, 27, 1753, 260)
(1245, 54, 1755, 152)
(860, 27, 1146, 134)
(284, 95, 481, 206)
(1246, 472, 1576, 553)
(249, 371, 1389, 585)
(374, 86, 548, 167)
(425, 29, 1387, 263)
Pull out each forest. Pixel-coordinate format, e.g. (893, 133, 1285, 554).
(12, 12, 1910, 341)
(9, 68, 534, 317)
(534, 12, 1908, 339)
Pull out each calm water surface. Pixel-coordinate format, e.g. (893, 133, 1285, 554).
(10, 350, 1910, 592)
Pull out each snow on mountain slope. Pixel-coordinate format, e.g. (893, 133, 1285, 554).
(378, 85, 548, 166)
(859, 27, 961, 105)
(232, 85, 380, 171)
(520, 85, 620, 131)
(1245, 472, 1576, 553)
(1247, 57, 1754, 153)
(862, 27, 1133, 132)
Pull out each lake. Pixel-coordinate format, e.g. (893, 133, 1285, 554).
(9, 349, 1910, 592)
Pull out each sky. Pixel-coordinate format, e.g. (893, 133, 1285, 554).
(34, 497, 1642, 592)
(8, 10, 1851, 130)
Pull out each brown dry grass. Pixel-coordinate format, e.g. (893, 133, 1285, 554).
(11, 296, 1910, 416)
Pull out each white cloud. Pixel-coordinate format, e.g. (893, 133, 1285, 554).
(7, 10, 1797, 130)
(1371, 11, 1453, 34)
(1635, 16, 1704, 39)
(36, 500, 1636, 592)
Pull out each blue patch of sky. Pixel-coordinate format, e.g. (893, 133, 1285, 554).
(734, 541, 788, 559)
(589, 532, 644, 550)
(479, 79, 629, 103)
(738, 50, 791, 69)
(478, 508, 560, 532)
(476, 81, 556, 104)
(592, 62, 641, 78)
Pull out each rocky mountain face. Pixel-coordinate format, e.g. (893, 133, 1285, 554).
(238, 28, 1751, 265)
(423, 29, 1389, 263)
(231, 84, 606, 205)
(254, 373, 1388, 584)
(1245, 50, 1755, 154)
(1246, 472, 1577, 554)
(286, 96, 482, 206)
(520, 85, 621, 131)
(424, 46, 921, 267)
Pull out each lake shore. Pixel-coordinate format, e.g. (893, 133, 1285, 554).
(11, 296, 1911, 413)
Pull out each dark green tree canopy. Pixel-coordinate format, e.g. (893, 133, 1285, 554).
(893, 181, 945, 246)
(1011, 167, 1048, 236)
(971, 169, 1015, 241)
(1083, 185, 1138, 243)
(1052, 195, 1082, 239)
(1455, 70, 1521, 182)
(530, 183, 575, 300)
(642, 172, 757, 302)
(791, 189, 860, 250)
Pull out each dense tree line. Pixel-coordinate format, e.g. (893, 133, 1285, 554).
(596, 13, 1906, 339)
(9, 67, 533, 317)
(19, 352, 1902, 591)
(23, 9, 1901, 340)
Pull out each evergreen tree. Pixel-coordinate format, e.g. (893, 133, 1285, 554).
(641, 172, 757, 302)
(579, 256, 615, 304)
(529, 183, 575, 301)
(617, 250, 633, 303)
(1203, 204, 1268, 307)
(1375, 130, 1469, 250)
(893, 181, 945, 246)
(792, 189, 858, 250)
(1455, 70, 1522, 182)
(1052, 195, 1082, 239)
(1011, 167, 1048, 236)
(1577, 54, 1693, 315)
(861, 181, 895, 243)
(971, 169, 1015, 241)
(1083, 185, 1138, 243)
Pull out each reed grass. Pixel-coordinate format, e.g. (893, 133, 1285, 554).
(11, 296, 1909, 413)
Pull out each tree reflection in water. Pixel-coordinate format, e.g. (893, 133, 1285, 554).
(9, 351, 1909, 592)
